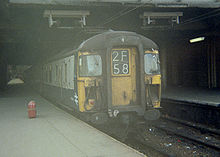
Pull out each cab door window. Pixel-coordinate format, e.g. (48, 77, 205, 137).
(79, 55, 102, 77)
(144, 53, 160, 75)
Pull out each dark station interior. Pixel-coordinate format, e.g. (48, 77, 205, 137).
(1, 1, 220, 156)
(1, 1, 220, 90)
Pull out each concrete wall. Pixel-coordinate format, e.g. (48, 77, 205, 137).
(162, 36, 220, 89)
(164, 38, 208, 88)
(0, 56, 7, 90)
(214, 38, 220, 88)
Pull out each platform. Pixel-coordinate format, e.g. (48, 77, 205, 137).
(162, 86, 220, 107)
(161, 86, 220, 128)
(0, 85, 145, 157)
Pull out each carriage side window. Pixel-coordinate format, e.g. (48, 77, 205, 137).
(49, 66, 52, 83)
(58, 66, 61, 83)
(46, 67, 49, 82)
(56, 65, 58, 81)
(65, 63, 67, 82)
(43, 67, 46, 82)
(62, 65, 64, 82)
(79, 55, 102, 77)
(144, 53, 160, 75)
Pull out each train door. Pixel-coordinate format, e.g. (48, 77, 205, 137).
(111, 48, 137, 106)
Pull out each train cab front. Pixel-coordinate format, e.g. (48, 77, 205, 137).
(144, 50, 161, 121)
(107, 47, 143, 122)
(108, 47, 161, 122)
(77, 51, 107, 124)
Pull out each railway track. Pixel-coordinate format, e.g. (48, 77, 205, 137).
(96, 117, 219, 157)
(152, 116, 220, 151)
(97, 121, 177, 157)
(125, 135, 177, 157)
(161, 115, 220, 136)
(159, 99, 220, 155)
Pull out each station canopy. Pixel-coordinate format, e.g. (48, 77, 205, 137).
(9, 0, 220, 8)
(2, 0, 220, 65)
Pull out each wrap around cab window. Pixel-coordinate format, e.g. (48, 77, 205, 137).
(79, 55, 102, 77)
(144, 53, 160, 75)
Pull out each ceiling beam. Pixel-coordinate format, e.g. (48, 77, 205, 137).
(9, 0, 220, 8)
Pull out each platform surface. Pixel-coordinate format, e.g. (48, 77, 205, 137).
(0, 85, 145, 157)
(162, 86, 220, 107)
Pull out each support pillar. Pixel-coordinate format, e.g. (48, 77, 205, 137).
(160, 46, 167, 90)
(207, 38, 217, 88)
(0, 55, 7, 90)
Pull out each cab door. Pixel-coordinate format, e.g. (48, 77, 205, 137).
(111, 48, 137, 106)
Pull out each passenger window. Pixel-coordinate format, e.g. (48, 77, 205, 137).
(59, 66, 61, 83)
(43, 67, 46, 82)
(46, 68, 49, 82)
(56, 65, 58, 81)
(49, 66, 52, 83)
(65, 63, 67, 82)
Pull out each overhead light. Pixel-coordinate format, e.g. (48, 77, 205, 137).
(190, 37, 205, 43)
(43, 10, 90, 28)
(140, 12, 183, 26)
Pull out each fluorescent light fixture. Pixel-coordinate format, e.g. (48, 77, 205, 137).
(190, 37, 205, 43)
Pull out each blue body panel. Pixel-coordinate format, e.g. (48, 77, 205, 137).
(42, 84, 78, 111)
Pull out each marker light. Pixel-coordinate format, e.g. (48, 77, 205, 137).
(190, 37, 205, 43)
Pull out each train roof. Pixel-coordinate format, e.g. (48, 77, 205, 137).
(78, 30, 158, 51)
(45, 31, 158, 63)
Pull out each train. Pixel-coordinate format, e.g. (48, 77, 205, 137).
(26, 31, 161, 124)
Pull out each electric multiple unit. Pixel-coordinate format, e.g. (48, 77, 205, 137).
(27, 31, 161, 124)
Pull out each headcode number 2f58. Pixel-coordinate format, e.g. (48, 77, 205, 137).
(112, 50, 129, 75)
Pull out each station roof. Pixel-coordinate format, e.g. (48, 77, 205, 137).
(0, 1, 220, 65)
(9, 0, 220, 8)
